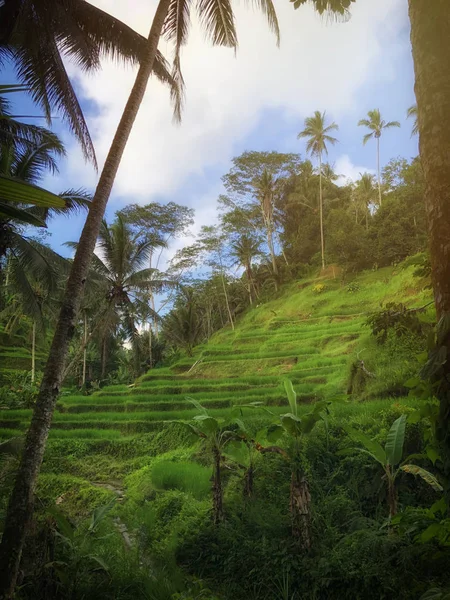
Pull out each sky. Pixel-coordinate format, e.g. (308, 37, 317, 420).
(9, 0, 418, 260)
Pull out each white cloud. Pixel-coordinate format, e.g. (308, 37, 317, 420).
(334, 154, 376, 186)
(53, 0, 408, 209)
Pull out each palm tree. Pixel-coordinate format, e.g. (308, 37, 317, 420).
(163, 290, 203, 357)
(352, 173, 376, 230)
(0, 130, 88, 326)
(230, 234, 261, 305)
(358, 109, 400, 208)
(253, 169, 278, 276)
(0, 1, 281, 590)
(298, 110, 339, 269)
(68, 216, 174, 374)
(407, 104, 419, 137)
(0, 1, 177, 165)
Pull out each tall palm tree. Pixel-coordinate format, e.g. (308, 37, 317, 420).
(407, 1, 450, 481)
(230, 234, 261, 304)
(0, 0, 177, 165)
(353, 172, 376, 230)
(298, 110, 338, 269)
(67, 216, 176, 375)
(358, 109, 400, 208)
(0, 0, 280, 590)
(406, 104, 419, 137)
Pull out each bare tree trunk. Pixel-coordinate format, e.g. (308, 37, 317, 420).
(213, 446, 224, 524)
(318, 153, 325, 270)
(408, 0, 450, 496)
(377, 136, 382, 207)
(82, 311, 87, 386)
(221, 273, 234, 331)
(31, 321, 36, 384)
(0, 2, 171, 595)
(290, 471, 311, 550)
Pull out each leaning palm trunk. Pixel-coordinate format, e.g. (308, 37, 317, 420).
(0, 1, 171, 595)
(82, 311, 88, 386)
(290, 471, 311, 550)
(408, 0, 450, 495)
(318, 153, 325, 270)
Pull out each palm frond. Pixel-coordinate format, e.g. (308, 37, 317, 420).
(0, 201, 46, 227)
(385, 120, 401, 129)
(362, 132, 373, 145)
(13, 38, 97, 167)
(196, 0, 238, 47)
(246, 0, 280, 45)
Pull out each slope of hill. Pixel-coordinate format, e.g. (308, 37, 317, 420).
(0, 263, 432, 467)
(1, 262, 441, 599)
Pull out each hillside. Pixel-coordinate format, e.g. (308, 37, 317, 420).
(2, 263, 443, 600)
(0, 262, 432, 462)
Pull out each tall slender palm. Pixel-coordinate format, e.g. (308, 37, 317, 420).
(0, 0, 280, 590)
(298, 110, 338, 269)
(358, 109, 400, 208)
(0, 0, 177, 165)
(406, 104, 419, 137)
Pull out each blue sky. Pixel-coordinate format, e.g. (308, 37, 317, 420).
(6, 0, 417, 259)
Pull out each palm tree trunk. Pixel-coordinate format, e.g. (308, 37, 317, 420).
(318, 153, 325, 270)
(0, 2, 171, 595)
(82, 311, 87, 386)
(31, 321, 36, 384)
(408, 0, 450, 497)
(377, 137, 382, 207)
(290, 471, 311, 550)
(267, 224, 278, 277)
(221, 272, 234, 331)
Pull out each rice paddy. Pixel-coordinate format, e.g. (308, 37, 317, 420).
(0, 264, 433, 518)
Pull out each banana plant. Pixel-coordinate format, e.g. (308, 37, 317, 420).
(339, 414, 443, 518)
(182, 399, 245, 524)
(265, 380, 331, 549)
(222, 426, 270, 498)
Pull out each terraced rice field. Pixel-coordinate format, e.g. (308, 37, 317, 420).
(0, 265, 433, 511)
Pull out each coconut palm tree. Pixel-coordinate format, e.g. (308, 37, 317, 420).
(230, 234, 261, 305)
(298, 111, 339, 269)
(358, 109, 400, 208)
(0, 1, 280, 591)
(353, 172, 377, 230)
(67, 215, 175, 373)
(407, 104, 419, 137)
(0, 0, 177, 165)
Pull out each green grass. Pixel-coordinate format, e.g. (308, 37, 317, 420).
(150, 460, 211, 500)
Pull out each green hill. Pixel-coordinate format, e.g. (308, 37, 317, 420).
(1, 263, 443, 599)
